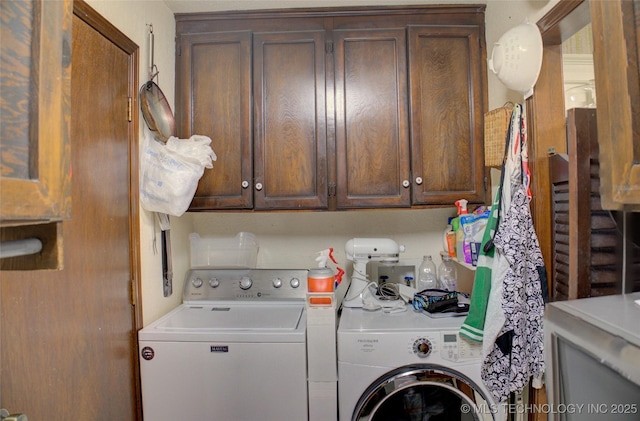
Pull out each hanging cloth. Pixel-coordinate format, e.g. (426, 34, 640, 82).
(460, 104, 523, 345)
(481, 184, 545, 403)
(477, 105, 546, 403)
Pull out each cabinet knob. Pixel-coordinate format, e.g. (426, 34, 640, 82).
(255, 182, 263, 191)
(415, 177, 423, 185)
(241, 180, 249, 189)
(402, 180, 410, 188)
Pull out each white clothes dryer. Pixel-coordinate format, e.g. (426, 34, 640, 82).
(338, 306, 504, 421)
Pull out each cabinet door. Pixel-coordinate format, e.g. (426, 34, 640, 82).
(0, 0, 72, 224)
(408, 26, 485, 205)
(253, 30, 328, 209)
(177, 31, 253, 209)
(591, 0, 640, 210)
(334, 28, 411, 209)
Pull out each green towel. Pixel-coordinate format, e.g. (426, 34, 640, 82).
(459, 189, 500, 342)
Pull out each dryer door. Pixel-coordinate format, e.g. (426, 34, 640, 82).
(352, 365, 496, 421)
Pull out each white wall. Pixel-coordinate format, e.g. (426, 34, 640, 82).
(84, 0, 561, 326)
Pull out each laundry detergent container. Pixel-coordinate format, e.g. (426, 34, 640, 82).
(189, 232, 259, 268)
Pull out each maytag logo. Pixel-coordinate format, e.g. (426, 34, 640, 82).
(210, 345, 229, 353)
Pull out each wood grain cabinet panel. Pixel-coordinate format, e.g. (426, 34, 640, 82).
(591, 0, 640, 210)
(334, 28, 411, 209)
(408, 25, 486, 205)
(0, 0, 72, 224)
(253, 30, 328, 209)
(176, 31, 253, 209)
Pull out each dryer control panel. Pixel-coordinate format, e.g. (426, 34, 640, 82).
(409, 331, 482, 362)
(440, 330, 482, 362)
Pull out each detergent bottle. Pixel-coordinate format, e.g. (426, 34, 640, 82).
(454, 199, 468, 260)
(442, 217, 453, 254)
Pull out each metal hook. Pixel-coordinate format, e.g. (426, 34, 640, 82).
(147, 23, 157, 81)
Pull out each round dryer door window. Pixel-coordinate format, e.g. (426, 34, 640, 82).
(352, 365, 497, 421)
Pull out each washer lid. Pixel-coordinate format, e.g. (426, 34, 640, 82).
(139, 303, 306, 343)
(156, 303, 304, 330)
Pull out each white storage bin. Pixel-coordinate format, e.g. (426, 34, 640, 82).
(189, 232, 259, 268)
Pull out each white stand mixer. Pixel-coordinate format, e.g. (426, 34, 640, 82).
(343, 238, 415, 310)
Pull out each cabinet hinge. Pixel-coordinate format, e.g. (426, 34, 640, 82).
(177, 44, 181, 57)
(328, 182, 336, 197)
(483, 176, 488, 192)
(127, 97, 132, 122)
(325, 41, 334, 54)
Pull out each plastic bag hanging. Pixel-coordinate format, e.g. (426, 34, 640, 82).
(140, 132, 217, 216)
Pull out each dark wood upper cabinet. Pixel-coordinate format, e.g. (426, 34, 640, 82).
(176, 31, 253, 210)
(334, 27, 411, 209)
(408, 25, 486, 205)
(0, 0, 72, 224)
(253, 30, 328, 210)
(591, 0, 640, 210)
(175, 5, 487, 211)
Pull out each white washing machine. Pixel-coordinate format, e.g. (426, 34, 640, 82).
(338, 306, 503, 421)
(138, 268, 309, 421)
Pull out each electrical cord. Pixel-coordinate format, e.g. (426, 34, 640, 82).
(377, 282, 401, 300)
(343, 270, 409, 313)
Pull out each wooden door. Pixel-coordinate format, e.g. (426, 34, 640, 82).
(549, 108, 631, 301)
(408, 25, 486, 206)
(334, 27, 411, 209)
(0, 3, 140, 419)
(177, 31, 253, 210)
(253, 30, 328, 210)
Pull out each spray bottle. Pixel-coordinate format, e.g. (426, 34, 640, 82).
(454, 199, 468, 261)
(310, 248, 345, 292)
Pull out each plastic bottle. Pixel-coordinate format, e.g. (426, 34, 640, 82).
(442, 217, 453, 253)
(446, 231, 457, 258)
(417, 255, 438, 291)
(449, 217, 459, 259)
(454, 199, 468, 260)
(438, 254, 458, 291)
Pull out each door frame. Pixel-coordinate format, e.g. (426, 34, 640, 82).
(526, 1, 589, 420)
(73, 0, 143, 417)
(528, 0, 589, 293)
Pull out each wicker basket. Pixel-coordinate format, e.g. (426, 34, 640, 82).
(484, 103, 514, 167)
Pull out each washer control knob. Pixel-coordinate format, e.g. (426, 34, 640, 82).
(290, 277, 301, 288)
(272, 278, 283, 288)
(192, 277, 204, 288)
(413, 338, 432, 358)
(208, 278, 220, 288)
(239, 276, 253, 290)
